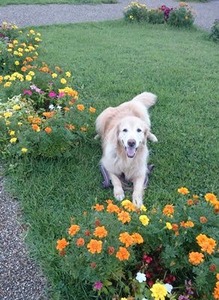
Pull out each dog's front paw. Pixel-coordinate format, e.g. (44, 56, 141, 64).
(114, 188, 125, 201)
(132, 192, 143, 208)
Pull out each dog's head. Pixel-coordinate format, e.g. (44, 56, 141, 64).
(117, 116, 148, 158)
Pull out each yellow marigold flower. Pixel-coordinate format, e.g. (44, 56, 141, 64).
(118, 211, 131, 224)
(51, 73, 58, 78)
(21, 148, 28, 154)
(189, 251, 204, 265)
(44, 127, 52, 134)
(119, 232, 134, 247)
(150, 282, 168, 300)
(68, 224, 80, 236)
(80, 126, 87, 132)
(163, 204, 174, 216)
(15, 61, 20, 66)
(178, 187, 189, 195)
(116, 247, 130, 261)
(4, 82, 12, 88)
(165, 222, 173, 230)
(89, 106, 96, 113)
(25, 75, 32, 81)
(28, 71, 35, 76)
(56, 238, 69, 251)
(9, 130, 15, 136)
(93, 226, 108, 239)
(140, 204, 147, 211)
(29, 29, 35, 34)
(132, 232, 144, 244)
(10, 137, 17, 143)
(121, 199, 136, 212)
(87, 239, 102, 254)
(139, 215, 150, 226)
(65, 71, 71, 77)
(13, 104, 21, 110)
(93, 203, 104, 212)
(60, 78, 67, 84)
(77, 104, 85, 111)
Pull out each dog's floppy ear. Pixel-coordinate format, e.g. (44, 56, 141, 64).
(147, 131, 158, 142)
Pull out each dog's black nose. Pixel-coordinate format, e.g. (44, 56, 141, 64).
(127, 139, 136, 147)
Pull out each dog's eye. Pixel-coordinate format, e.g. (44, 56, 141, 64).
(122, 128, 128, 132)
(137, 128, 142, 132)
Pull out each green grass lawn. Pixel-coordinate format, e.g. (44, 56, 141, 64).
(4, 21, 219, 299)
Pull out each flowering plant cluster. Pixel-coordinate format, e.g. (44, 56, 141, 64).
(55, 188, 219, 299)
(0, 22, 96, 158)
(124, 2, 195, 27)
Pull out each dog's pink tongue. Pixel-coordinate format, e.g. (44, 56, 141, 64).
(126, 147, 136, 158)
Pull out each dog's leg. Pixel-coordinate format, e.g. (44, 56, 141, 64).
(110, 173, 125, 201)
(132, 177, 145, 208)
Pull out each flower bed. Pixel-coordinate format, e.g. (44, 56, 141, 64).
(55, 188, 219, 299)
(0, 22, 96, 158)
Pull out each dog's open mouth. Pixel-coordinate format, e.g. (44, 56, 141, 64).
(126, 146, 137, 158)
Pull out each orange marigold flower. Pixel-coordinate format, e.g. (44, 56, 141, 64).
(76, 237, 85, 247)
(180, 220, 194, 228)
(121, 199, 136, 212)
(199, 216, 208, 224)
(56, 238, 69, 251)
(178, 187, 189, 195)
(93, 203, 104, 212)
(187, 199, 194, 206)
(80, 126, 87, 132)
(188, 251, 204, 265)
(118, 210, 131, 224)
(65, 124, 75, 131)
(64, 107, 70, 112)
(205, 193, 217, 204)
(87, 239, 102, 254)
(107, 203, 120, 214)
(84, 229, 90, 236)
(213, 281, 219, 299)
(32, 124, 40, 132)
(89, 106, 96, 113)
(68, 224, 80, 236)
(163, 204, 174, 216)
(44, 126, 52, 134)
(196, 234, 216, 254)
(116, 246, 130, 261)
(119, 232, 134, 247)
(77, 104, 85, 111)
(132, 232, 144, 244)
(42, 111, 55, 118)
(172, 223, 179, 231)
(217, 273, 219, 281)
(93, 226, 108, 238)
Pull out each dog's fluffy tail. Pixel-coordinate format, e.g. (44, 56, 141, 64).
(131, 92, 157, 108)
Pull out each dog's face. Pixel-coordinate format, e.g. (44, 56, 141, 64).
(118, 116, 147, 158)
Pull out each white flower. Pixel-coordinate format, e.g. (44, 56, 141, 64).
(57, 105, 62, 110)
(49, 104, 54, 110)
(164, 283, 173, 294)
(136, 272, 146, 283)
(142, 298, 148, 300)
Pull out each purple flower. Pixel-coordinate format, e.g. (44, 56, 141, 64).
(93, 281, 103, 290)
(30, 84, 43, 94)
(48, 91, 57, 98)
(23, 89, 32, 96)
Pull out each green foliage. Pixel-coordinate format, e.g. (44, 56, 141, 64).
(54, 191, 219, 299)
(147, 9, 165, 24)
(124, 2, 148, 22)
(210, 19, 219, 42)
(0, 22, 96, 158)
(168, 6, 195, 28)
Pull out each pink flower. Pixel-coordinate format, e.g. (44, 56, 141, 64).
(93, 281, 103, 290)
(58, 91, 65, 98)
(23, 89, 32, 96)
(48, 91, 57, 98)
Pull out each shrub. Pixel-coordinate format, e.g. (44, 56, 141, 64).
(168, 5, 195, 28)
(55, 188, 219, 299)
(124, 1, 148, 22)
(147, 9, 165, 24)
(210, 19, 219, 42)
(0, 22, 96, 158)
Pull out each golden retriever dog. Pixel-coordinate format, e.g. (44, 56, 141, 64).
(95, 92, 158, 208)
